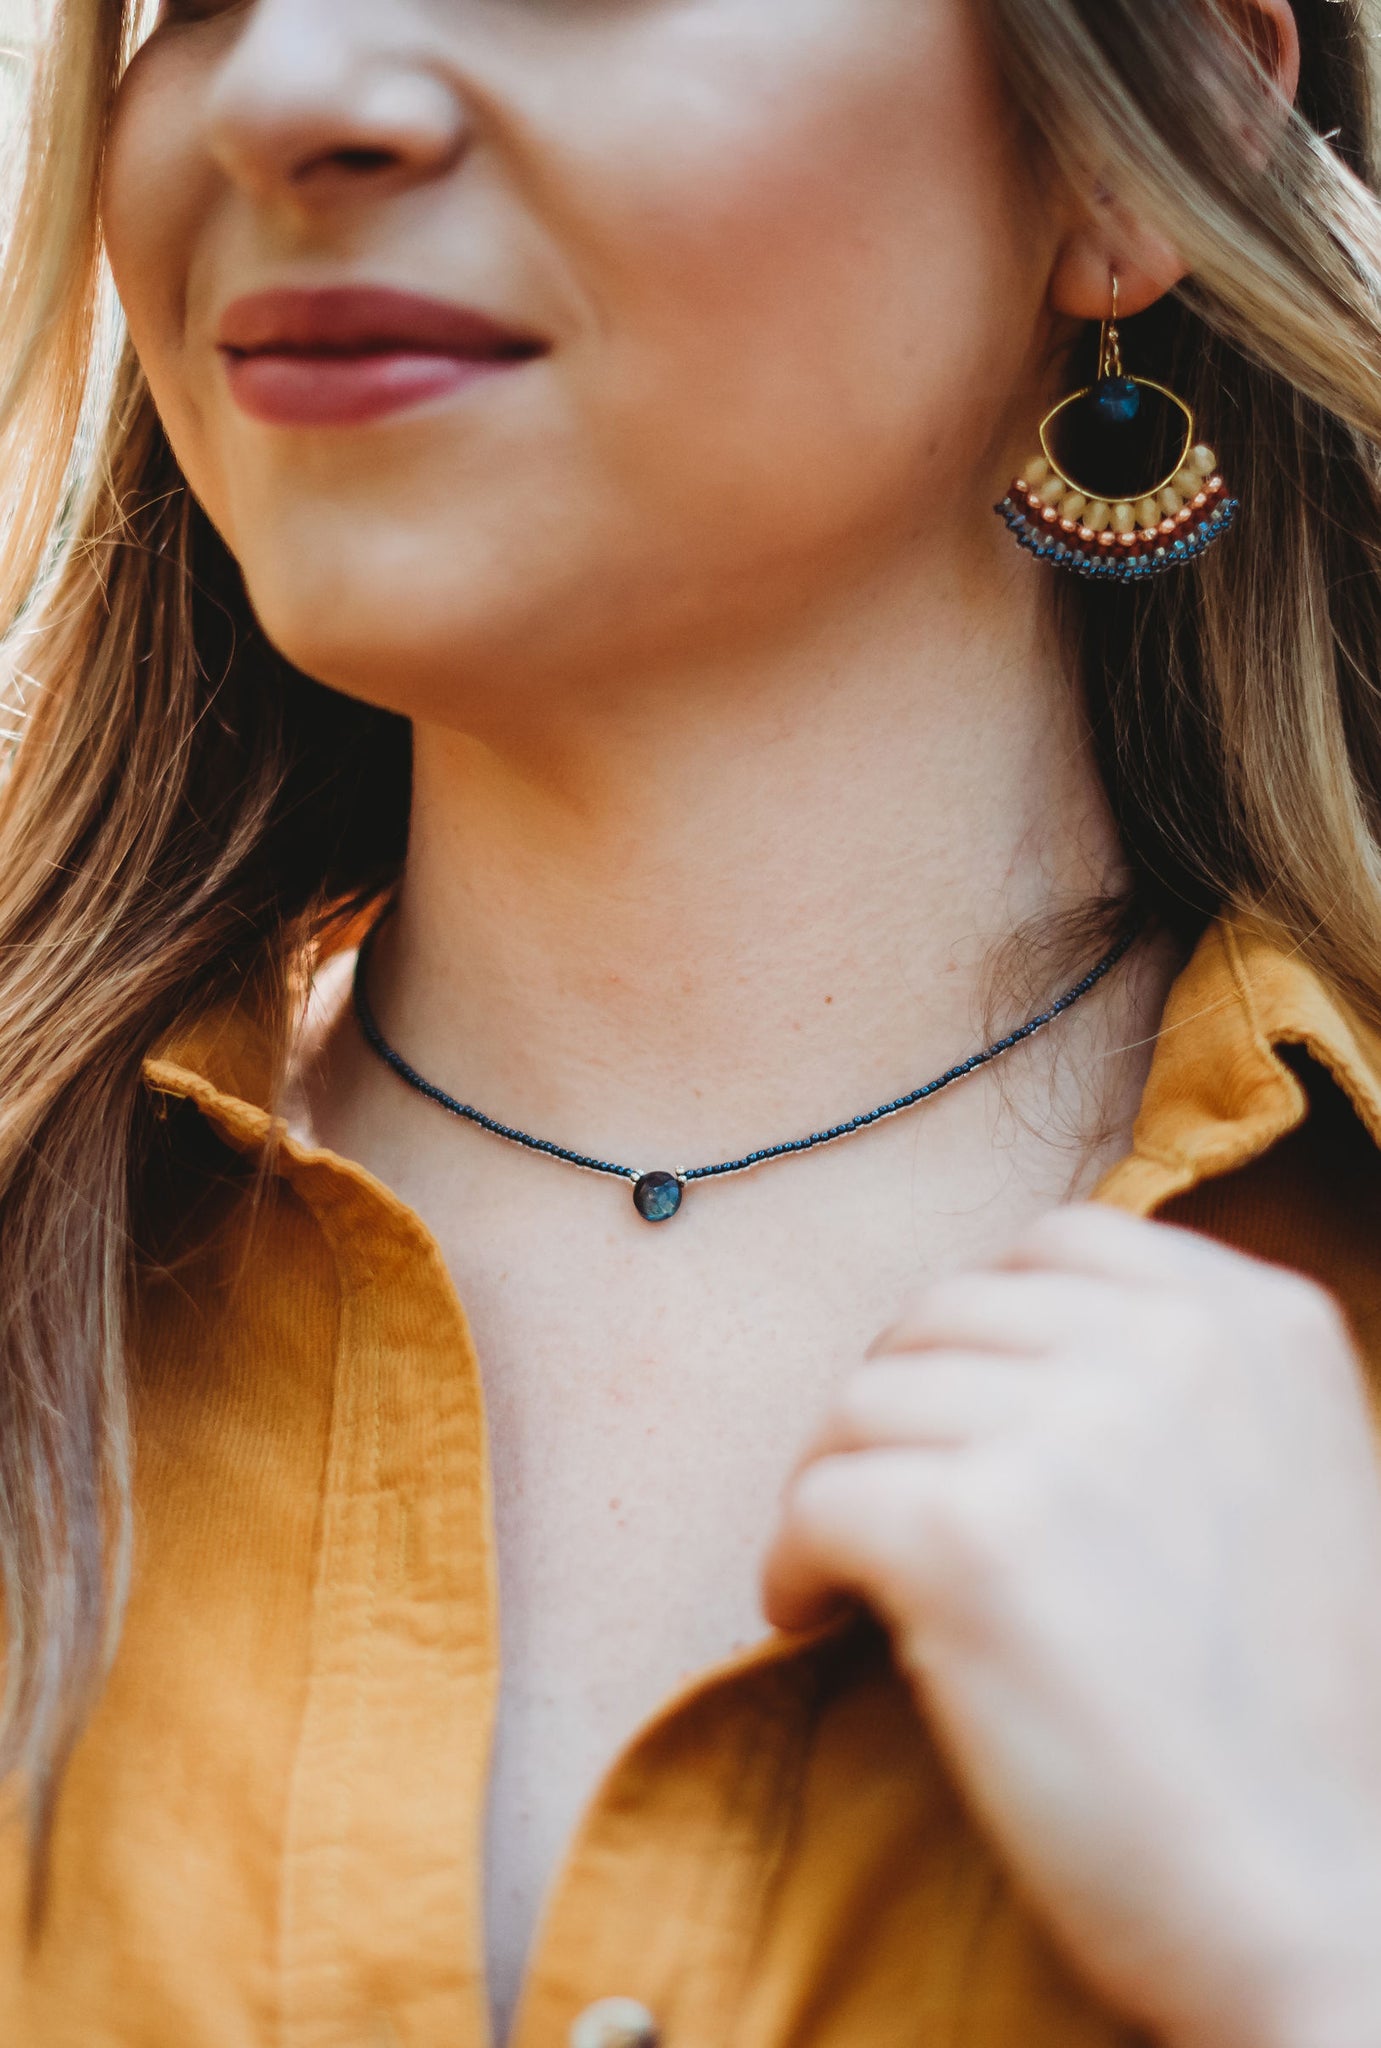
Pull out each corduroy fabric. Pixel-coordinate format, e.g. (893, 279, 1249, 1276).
(0, 918, 1376, 2048)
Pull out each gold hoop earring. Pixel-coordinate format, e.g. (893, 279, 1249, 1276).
(994, 275, 1238, 582)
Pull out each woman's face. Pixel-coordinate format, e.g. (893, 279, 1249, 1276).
(104, 0, 1063, 727)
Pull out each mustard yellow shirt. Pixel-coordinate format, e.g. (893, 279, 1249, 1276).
(0, 920, 1378, 2048)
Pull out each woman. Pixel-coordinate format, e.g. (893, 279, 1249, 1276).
(2, 0, 1381, 2041)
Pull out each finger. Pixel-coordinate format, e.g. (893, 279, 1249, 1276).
(803, 1354, 1046, 1463)
(869, 1270, 1136, 1362)
(763, 1448, 951, 1635)
(998, 1202, 1256, 1289)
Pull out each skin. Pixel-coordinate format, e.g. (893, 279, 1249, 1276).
(100, 2, 1381, 2044)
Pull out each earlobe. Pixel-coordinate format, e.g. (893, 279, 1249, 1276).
(1048, 219, 1187, 326)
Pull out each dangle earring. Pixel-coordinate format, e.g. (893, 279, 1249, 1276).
(994, 275, 1238, 582)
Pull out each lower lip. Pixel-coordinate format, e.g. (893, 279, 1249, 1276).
(221, 349, 527, 426)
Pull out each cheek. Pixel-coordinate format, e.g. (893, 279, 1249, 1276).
(549, 1, 1049, 534)
(94, 0, 1054, 715)
(102, 46, 223, 503)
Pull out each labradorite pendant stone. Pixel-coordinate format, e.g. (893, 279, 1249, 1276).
(633, 1171, 684, 1223)
(1091, 375, 1142, 427)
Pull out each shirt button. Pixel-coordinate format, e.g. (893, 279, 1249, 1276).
(568, 1996, 661, 2048)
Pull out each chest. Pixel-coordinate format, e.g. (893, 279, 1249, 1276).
(419, 1124, 1101, 2040)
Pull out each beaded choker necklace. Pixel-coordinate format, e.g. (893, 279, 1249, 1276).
(352, 925, 1138, 1225)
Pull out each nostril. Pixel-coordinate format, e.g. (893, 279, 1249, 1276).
(328, 147, 398, 175)
(289, 144, 403, 186)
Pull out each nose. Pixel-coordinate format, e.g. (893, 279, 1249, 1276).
(204, 0, 470, 207)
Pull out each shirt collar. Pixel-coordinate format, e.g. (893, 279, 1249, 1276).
(145, 1001, 280, 1153)
(1095, 918, 1381, 1214)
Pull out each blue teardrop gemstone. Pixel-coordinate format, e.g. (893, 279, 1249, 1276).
(633, 1171, 684, 1223)
(1091, 376, 1141, 427)
(1045, 374, 1188, 502)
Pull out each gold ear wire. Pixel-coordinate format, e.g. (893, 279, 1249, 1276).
(1097, 273, 1123, 383)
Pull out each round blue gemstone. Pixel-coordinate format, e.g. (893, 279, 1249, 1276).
(633, 1171, 683, 1223)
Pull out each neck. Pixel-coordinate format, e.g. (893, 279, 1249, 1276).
(365, 553, 1146, 1173)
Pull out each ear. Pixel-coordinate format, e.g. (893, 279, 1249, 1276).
(1048, 0, 1301, 322)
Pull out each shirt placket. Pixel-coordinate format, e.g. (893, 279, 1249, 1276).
(511, 1646, 824, 2048)
(274, 1161, 500, 2048)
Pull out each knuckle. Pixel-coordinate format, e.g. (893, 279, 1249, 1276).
(832, 1372, 887, 1445)
(882, 1487, 970, 1604)
(878, 1292, 934, 1353)
(885, 1280, 964, 1343)
(881, 1273, 998, 1353)
(892, 1286, 933, 1329)
(921, 1274, 979, 1317)
(786, 1456, 864, 1543)
(1010, 1210, 1070, 1264)
(868, 1304, 919, 1360)
(912, 1473, 1015, 1600)
(1020, 1202, 1107, 1256)
(1267, 1269, 1350, 1350)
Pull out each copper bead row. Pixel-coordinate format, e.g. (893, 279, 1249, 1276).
(1013, 444, 1224, 553)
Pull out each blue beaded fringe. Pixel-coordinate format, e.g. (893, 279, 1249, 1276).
(994, 494, 1240, 581)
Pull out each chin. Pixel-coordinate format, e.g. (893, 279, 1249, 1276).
(230, 475, 727, 725)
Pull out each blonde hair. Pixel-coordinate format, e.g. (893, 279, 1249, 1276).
(2, 0, 1380, 1849)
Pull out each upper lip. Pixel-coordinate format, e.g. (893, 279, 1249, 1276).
(216, 285, 548, 359)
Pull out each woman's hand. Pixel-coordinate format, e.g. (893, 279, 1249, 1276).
(763, 1206, 1381, 2048)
